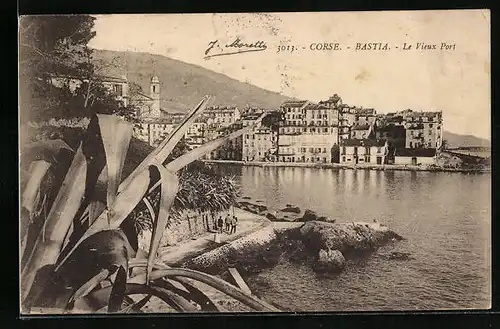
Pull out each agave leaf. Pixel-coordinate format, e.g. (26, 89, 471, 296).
(166, 112, 267, 172)
(119, 96, 210, 192)
(96, 114, 133, 219)
(21, 139, 73, 167)
(21, 160, 51, 214)
(108, 265, 127, 313)
(146, 165, 179, 284)
(128, 258, 220, 312)
(130, 268, 279, 312)
(21, 145, 87, 304)
(117, 294, 151, 313)
(82, 283, 197, 313)
(55, 168, 151, 271)
(66, 268, 110, 310)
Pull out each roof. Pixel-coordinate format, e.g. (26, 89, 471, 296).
(340, 139, 386, 147)
(205, 106, 239, 113)
(355, 108, 376, 116)
(132, 92, 153, 101)
(395, 148, 437, 157)
(281, 100, 308, 108)
(351, 124, 371, 131)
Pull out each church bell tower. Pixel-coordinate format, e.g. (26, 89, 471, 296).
(150, 75, 161, 117)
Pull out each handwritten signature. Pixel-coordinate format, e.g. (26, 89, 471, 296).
(204, 38, 267, 59)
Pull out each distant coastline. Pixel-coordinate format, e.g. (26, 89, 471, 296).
(202, 159, 490, 174)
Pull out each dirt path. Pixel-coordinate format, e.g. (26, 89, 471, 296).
(158, 208, 269, 266)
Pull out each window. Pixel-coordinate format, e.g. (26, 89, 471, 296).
(342, 147, 346, 155)
(309, 147, 314, 153)
(114, 84, 123, 96)
(323, 148, 327, 153)
(342, 156, 346, 162)
(429, 124, 433, 128)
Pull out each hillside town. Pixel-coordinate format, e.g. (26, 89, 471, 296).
(121, 75, 451, 167)
(47, 72, 489, 169)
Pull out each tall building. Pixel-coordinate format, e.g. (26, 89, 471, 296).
(277, 99, 339, 163)
(203, 106, 241, 127)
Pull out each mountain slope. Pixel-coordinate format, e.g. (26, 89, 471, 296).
(443, 131, 490, 148)
(93, 49, 292, 112)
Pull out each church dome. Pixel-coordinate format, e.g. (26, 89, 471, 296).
(151, 75, 160, 83)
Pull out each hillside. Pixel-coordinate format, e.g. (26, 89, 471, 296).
(443, 131, 490, 148)
(92, 49, 292, 112)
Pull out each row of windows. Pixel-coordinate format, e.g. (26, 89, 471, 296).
(280, 156, 328, 163)
(280, 147, 328, 154)
(341, 146, 382, 154)
(280, 127, 337, 134)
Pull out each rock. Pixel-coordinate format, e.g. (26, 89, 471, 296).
(286, 204, 296, 208)
(280, 206, 301, 214)
(242, 196, 251, 200)
(299, 221, 403, 254)
(313, 249, 346, 272)
(301, 209, 319, 222)
(316, 216, 332, 222)
(266, 212, 277, 221)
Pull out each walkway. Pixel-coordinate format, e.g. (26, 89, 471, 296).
(157, 207, 269, 266)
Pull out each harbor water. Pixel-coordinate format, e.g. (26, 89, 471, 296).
(214, 165, 491, 311)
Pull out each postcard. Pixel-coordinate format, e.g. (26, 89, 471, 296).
(19, 10, 491, 314)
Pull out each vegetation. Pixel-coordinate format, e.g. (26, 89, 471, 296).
(20, 99, 276, 313)
(20, 15, 278, 313)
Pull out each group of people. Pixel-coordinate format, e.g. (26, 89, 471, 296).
(215, 213, 238, 234)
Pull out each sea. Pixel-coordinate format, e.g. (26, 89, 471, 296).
(214, 165, 491, 311)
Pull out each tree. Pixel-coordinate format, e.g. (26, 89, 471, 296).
(19, 15, 122, 122)
(441, 139, 448, 150)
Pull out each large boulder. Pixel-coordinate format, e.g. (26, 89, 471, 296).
(313, 249, 346, 272)
(299, 221, 403, 254)
(301, 209, 319, 222)
(280, 206, 301, 214)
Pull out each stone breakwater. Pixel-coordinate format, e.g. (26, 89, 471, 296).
(183, 221, 403, 276)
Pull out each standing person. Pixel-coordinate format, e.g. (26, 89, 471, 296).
(230, 215, 238, 234)
(217, 216, 224, 234)
(225, 213, 231, 232)
(204, 212, 210, 231)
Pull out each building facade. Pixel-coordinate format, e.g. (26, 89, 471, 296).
(339, 139, 388, 165)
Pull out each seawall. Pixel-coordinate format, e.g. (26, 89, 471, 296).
(202, 159, 490, 174)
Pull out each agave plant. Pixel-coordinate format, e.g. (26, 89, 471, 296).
(20, 96, 278, 313)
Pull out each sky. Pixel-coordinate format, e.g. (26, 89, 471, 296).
(89, 10, 491, 139)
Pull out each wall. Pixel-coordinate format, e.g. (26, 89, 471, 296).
(394, 156, 436, 165)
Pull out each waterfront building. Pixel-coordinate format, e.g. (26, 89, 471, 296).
(354, 108, 377, 126)
(184, 117, 208, 149)
(243, 124, 275, 162)
(350, 124, 374, 139)
(394, 148, 437, 165)
(339, 139, 388, 165)
(207, 122, 243, 160)
(338, 105, 357, 142)
(278, 100, 339, 163)
(203, 106, 241, 127)
(384, 109, 443, 149)
(240, 110, 276, 162)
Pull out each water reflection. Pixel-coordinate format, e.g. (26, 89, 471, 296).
(221, 165, 491, 311)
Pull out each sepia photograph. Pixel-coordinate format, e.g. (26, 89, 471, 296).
(19, 10, 491, 314)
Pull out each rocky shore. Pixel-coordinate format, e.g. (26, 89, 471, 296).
(184, 220, 403, 277)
